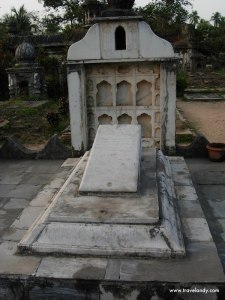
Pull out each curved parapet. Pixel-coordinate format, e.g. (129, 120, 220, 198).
(67, 20, 175, 62)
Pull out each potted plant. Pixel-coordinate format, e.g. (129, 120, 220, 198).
(206, 143, 225, 162)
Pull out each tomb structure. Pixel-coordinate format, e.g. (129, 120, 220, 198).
(6, 42, 45, 98)
(18, 124, 185, 257)
(67, 0, 177, 155)
(18, 0, 184, 259)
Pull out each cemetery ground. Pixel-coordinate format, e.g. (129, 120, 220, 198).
(1, 70, 225, 297)
(0, 97, 70, 149)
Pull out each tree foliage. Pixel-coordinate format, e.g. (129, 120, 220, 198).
(3, 5, 38, 35)
(39, 0, 85, 26)
(136, 0, 192, 42)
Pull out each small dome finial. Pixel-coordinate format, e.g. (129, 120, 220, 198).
(15, 42, 36, 63)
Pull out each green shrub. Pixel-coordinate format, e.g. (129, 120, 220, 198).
(177, 73, 187, 97)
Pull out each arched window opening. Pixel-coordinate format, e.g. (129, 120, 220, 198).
(115, 26, 126, 50)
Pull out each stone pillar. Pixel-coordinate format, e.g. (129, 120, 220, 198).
(8, 73, 17, 98)
(160, 62, 176, 155)
(68, 65, 87, 155)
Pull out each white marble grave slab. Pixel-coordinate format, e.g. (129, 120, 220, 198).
(79, 125, 141, 193)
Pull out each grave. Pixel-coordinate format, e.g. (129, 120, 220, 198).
(18, 124, 185, 258)
(67, 0, 177, 155)
(10, 1, 225, 297)
(6, 42, 45, 98)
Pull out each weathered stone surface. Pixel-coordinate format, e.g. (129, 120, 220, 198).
(3, 198, 29, 210)
(29, 222, 170, 257)
(49, 195, 158, 224)
(11, 206, 44, 229)
(182, 218, 212, 242)
(79, 125, 141, 193)
(2, 228, 27, 242)
(0, 242, 40, 275)
(19, 151, 186, 258)
(178, 200, 204, 218)
(119, 242, 224, 282)
(36, 257, 107, 279)
(175, 185, 198, 201)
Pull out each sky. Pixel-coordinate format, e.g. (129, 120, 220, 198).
(0, 0, 225, 21)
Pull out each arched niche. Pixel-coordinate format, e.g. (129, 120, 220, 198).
(155, 112, 161, 123)
(155, 127, 161, 138)
(87, 96, 94, 107)
(137, 113, 152, 138)
(118, 114, 132, 124)
(98, 114, 112, 125)
(96, 81, 113, 106)
(86, 79, 93, 92)
(136, 80, 152, 106)
(19, 80, 29, 96)
(115, 26, 126, 50)
(116, 81, 132, 106)
(155, 94, 160, 106)
(155, 78, 160, 91)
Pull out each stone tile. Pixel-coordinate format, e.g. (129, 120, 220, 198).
(175, 186, 198, 201)
(105, 260, 121, 280)
(0, 241, 40, 275)
(3, 198, 29, 210)
(0, 197, 9, 208)
(44, 177, 67, 189)
(172, 173, 193, 186)
(0, 172, 25, 184)
(217, 219, 225, 231)
(7, 184, 42, 199)
(195, 171, 225, 185)
(0, 185, 17, 197)
(25, 161, 63, 174)
(182, 218, 212, 242)
(208, 199, 225, 218)
(21, 173, 54, 185)
(36, 257, 107, 279)
(30, 188, 58, 207)
(119, 242, 225, 282)
(201, 185, 225, 200)
(2, 228, 27, 242)
(0, 210, 23, 229)
(11, 206, 44, 229)
(178, 201, 204, 218)
(61, 158, 80, 167)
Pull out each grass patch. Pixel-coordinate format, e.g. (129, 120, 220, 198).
(176, 134, 195, 144)
(0, 98, 70, 145)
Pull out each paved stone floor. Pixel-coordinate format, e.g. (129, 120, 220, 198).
(0, 159, 73, 242)
(186, 158, 225, 271)
(0, 157, 225, 299)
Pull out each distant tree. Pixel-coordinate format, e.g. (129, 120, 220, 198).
(41, 14, 62, 33)
(189, 10, 200, 28)
(211, 12, 222, 27)
(3, 5, 39, 35)
(136, 0, 192, 42)
(38, 0, 85, 26)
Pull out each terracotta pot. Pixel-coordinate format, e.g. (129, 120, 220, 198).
(206, 143, 225, 162)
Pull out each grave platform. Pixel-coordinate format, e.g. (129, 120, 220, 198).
(0, 156, 224, 299)
(18, 125, 185, 258)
